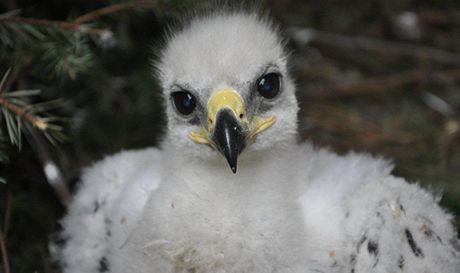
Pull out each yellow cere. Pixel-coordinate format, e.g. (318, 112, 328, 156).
(188, 88, 276, 145)
(207, 88, 247, 128)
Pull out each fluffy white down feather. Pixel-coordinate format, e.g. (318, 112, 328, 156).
(58, 10, 460, 273)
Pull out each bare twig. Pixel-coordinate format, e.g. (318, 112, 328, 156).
(290, 27, 460, 66)
(0, 96, 47, 130)
(304, 68, 460, 98)
(74, 0, 157, 23)
(0, 232, 10, 273)
(0, 16, 110, 37)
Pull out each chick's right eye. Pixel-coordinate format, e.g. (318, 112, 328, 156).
(171, 91, 197, 116)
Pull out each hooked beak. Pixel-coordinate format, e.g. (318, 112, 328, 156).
(189, 88, 276, 173)
(212, 108, 246, 173)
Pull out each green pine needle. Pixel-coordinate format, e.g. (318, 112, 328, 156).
(0, 67, 10, 91)
(4, 89, 41, 97)
(0, 69, 68, 160)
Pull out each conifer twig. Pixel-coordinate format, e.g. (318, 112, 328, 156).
(0, 16, 110, 37)
(74, 0, 157, 23)
(0, 96, 47, 130)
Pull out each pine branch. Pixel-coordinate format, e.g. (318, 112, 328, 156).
(39, 32, 94, 80)
(0, 96, 47, 130)
(74, 0, 157, 23)
(0, 68, 67, 147)
(0, 16, 112, 38)
(1, 22, 97, 80)
(0, 69, 69, 204)
(0, 14, 115, 56)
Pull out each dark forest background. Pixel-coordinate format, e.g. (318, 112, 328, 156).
(0, 0, 459, 272)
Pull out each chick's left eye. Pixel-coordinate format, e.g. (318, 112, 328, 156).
(171, 91, 197, 116)
(256, 73, 281, 99)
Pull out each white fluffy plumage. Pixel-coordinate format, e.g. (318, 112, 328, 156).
(58, 10, 460, 273)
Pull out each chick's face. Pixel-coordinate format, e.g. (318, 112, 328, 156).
(157, 14, 299, 172)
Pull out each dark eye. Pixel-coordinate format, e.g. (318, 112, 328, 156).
(171, 91, 197, 116)
(256, 73, 281, 99)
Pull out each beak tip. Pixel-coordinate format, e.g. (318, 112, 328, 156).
(226, 155, 238, 173)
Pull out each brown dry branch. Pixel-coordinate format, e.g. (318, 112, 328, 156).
(305, 68, 460, 98)
(74, 0, 157, 23)
(291, 28, 460, 66)
(0, 16, 110, 37)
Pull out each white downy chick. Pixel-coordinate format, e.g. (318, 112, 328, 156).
(58, 10, 460, 273)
